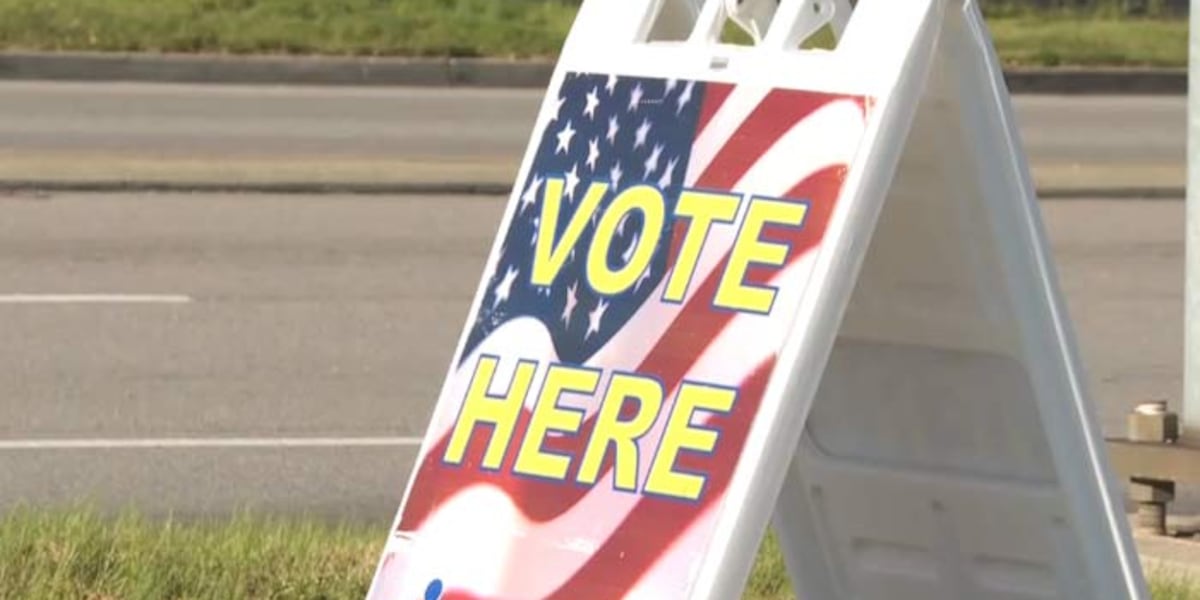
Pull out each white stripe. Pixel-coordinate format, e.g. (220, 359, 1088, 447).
(0, 294, 193, 304)
(0, 436, 423, 450)
(685, 85, 771, 183)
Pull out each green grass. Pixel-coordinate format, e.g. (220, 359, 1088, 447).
(0, 0, 1189, 67)
(989, 16, 1187, 67)
(0, 506, 1198, 599)
(0, 0, 578, 58)
(0, 506, 379, 599)
(1154, 570, 1200, 600)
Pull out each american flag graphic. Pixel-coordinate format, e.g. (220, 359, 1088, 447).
(367, 71, 870, 600)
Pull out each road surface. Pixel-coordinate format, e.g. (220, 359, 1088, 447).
(0, 82, 1184, 191)
(0, 191, 1183, 520)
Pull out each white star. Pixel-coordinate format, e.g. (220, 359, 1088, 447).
(665, 78, 678, 93)
(552, 95, 566, 121)
(520, 175, 543, 210)
(636, 264, 653, 291)
(622, 232, 640, 264)
(587, 299, 609, 339)
(606, 74, 619, 95)
(556, 120, 577, 155)
(562, 283, 579, 325)
(634, 119, 651, 149)
(677, 81, 695, 114)
(610, 163, 623, 189)
(564, 164, 581, 201)
(530, 217, 540, 246)
(628, 83, 644, 112)
(493, 266, 518, 308)
(584, 87, 601, 119)
(606, 116, 620, 144)
(658, 157, 678, 188)
(644, 144, 663, 178)
(586, 137, 601, 171)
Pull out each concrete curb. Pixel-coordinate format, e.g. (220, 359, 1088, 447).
(0, 52, 555, 88)
(1004, 67, 1187, 96)
(0, 180, 514, 197)
(0, 51, 1187, 94)
(0, 179, 1184, 200)
(1037, 186, 1186, 199)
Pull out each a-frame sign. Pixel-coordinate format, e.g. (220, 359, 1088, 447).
(366, 0, 1149, 598)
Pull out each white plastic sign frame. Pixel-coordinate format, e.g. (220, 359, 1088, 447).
(365, 0, 1148, 598)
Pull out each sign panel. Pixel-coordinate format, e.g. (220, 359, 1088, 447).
(367, 71, 871, 599)
(366, 1, 1150, 599)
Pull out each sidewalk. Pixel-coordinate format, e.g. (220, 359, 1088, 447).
(1141, 534, 1200, 580)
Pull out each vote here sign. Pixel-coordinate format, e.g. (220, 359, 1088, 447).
(368, 71, 871, 600)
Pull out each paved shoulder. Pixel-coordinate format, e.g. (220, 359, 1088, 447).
(0, 82, 1185, 197)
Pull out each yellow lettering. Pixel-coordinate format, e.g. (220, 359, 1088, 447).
(531, 179, 610, 287)
(714, 198, 808, 314)
(513, 365, 599, 480)
(663, 190, 741, 303)
(587, 185, 665, 296)
(644, 383, 737, 501)
(576, 373, 664, 492)
(444, 356, 539, 470)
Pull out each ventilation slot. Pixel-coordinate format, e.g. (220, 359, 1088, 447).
(642, 0, 856, 52)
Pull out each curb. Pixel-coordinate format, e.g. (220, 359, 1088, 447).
(1036, 186, 1185, 199)
(0, 180, 514, 197)
(0, 52, 555, 89)
(1004, 67, 1187, 96)
(0, 52, 1187, 94)
(0, 179, 1184, 200)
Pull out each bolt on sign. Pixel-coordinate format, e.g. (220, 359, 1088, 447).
(365, 0, 1148, 598)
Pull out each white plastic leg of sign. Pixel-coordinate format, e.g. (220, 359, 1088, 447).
(766, 4, 1150, 600)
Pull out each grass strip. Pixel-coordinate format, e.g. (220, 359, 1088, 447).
(0, 0, 1187, 67)
(0, 506, 378, 599)
(988, 16, 1187, 67)
(0, 506, 1198, 599)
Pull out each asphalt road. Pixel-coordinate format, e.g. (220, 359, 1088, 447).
(0, 82, 531, 161)
(0, 82, 1184, 190)
(0, 191, 1183, 520)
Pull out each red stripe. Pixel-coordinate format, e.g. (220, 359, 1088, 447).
(694, 82, 735, 137)
(694, 89, 843, 190)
